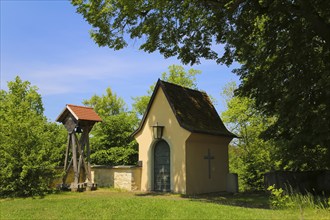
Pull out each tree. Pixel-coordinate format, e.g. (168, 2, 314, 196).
(71, 0, 330, 169)
(221, 82, 277, 191)
(83, 88, 139, 165)
(132, 64, 201, 115)
(0, 77, 66, 197)
(83, 87, 126, 117)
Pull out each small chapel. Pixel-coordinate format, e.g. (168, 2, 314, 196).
(132, 80, 236, 194)
(56, 79, 236, 194)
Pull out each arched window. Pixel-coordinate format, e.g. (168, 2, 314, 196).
(154, 140, 170, 192)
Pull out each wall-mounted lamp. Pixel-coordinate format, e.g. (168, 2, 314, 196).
(152, 122, 164, 139)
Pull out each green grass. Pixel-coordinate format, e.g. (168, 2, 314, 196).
(1, 189, 329, 219)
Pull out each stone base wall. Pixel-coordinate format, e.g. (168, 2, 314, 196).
(226, 173, 239, 193)
(53, 165, 142, 191)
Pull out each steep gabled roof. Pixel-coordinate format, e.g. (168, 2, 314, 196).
(133, 80, 236, 137)
(56, 104, 102, 123)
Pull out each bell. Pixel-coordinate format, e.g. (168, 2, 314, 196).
(75, 126, 83, 134)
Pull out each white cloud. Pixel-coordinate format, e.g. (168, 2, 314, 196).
(1, 51, 183, 96)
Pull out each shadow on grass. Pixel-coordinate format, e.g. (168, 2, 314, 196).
(135, 191, 271, 209)
(183, 192, 271, 209)
(135, 192, 178, 197)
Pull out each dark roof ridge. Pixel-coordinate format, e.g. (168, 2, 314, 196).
(158, 79, 204, 94)
(67, 104, 94, 109)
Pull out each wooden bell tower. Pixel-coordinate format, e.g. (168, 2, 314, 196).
(56, 104, 102, 191)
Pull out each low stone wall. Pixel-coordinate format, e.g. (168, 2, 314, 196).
(53, 165, 142, 191)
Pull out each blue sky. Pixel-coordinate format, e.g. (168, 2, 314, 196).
(1, 1, 240, 121)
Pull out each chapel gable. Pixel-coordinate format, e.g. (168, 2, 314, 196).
(134, 79, 236, 137)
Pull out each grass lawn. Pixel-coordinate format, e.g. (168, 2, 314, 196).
(1, 188, 329, 219)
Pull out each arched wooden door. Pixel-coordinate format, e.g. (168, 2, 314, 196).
(154, 140, 170, 192)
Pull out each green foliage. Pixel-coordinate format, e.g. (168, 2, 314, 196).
(160, 65, 200, 89)
(132, 64, 201, 115)
(72, 0, 330, 170)
(90, 146, 138, 166)
(0, 77, 66, 197)
(131, 96, 151, 119)
(232, 1, 330, 170)
(267, 185, 293, 209)
(289, 193, 329, 210)
(222, 82, 276, 191)
(83, 87, 126, 118)
(267, 185, 329, 210)
(83, 89, 139, 165)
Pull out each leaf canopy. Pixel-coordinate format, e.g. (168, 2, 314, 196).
(72, 0, 330, 169)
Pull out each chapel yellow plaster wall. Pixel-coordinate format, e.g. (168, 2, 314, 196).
(134, 88, 191, 193)
(185, 133, 232, 194)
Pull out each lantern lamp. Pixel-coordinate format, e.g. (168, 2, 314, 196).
(152, 123, 164, 139)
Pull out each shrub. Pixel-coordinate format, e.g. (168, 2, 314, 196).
(0, 77, 65, 197)
(267, 185, 294, 209)
(267, 185, 329, 210)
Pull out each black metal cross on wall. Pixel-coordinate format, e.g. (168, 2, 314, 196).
(204, 149, 215, 179)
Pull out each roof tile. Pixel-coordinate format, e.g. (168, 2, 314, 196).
(67, 104, 102, 122)
(56, 104, 102, 122)
(160, 81, 235, 137)
(133, 80, 236, 137)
